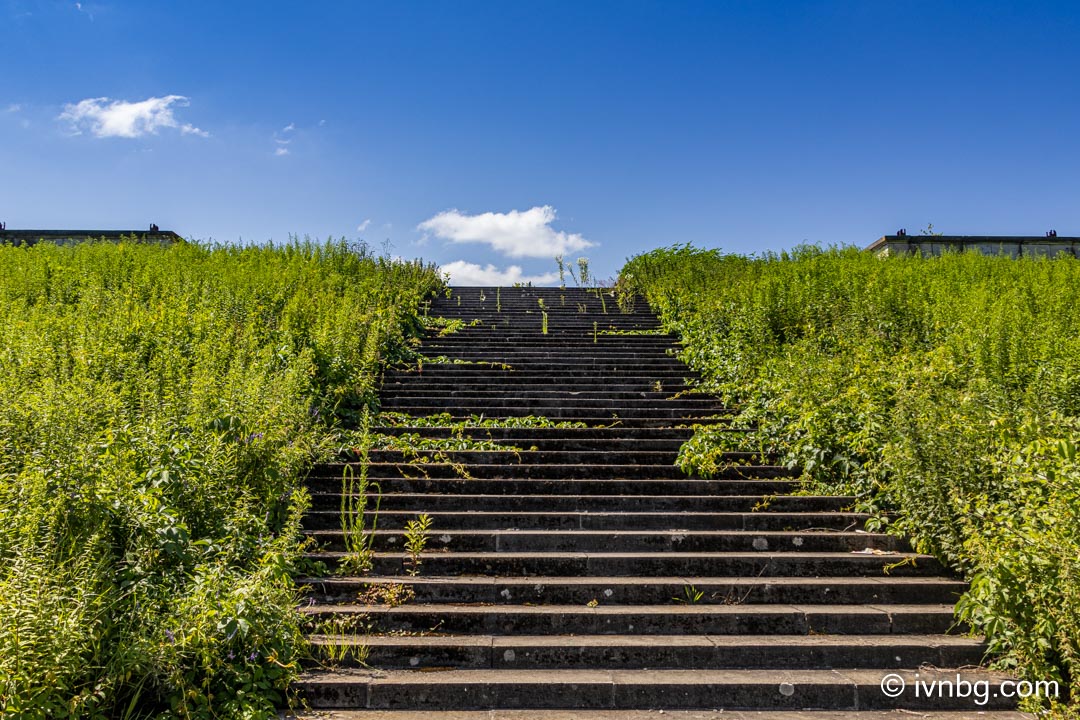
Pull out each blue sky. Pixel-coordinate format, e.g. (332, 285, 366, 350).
(2, 1, 1078, 283)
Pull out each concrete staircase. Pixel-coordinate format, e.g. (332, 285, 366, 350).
(292, 287, 1026, 719)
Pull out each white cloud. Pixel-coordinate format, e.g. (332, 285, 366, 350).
(59, 95, 207, 138)
(441, 260, 559, 286)
(274, 147, 289, 156)
(5, 104, 22, 113)
(417, 205, 593, 259)
(357, 219, 372, 232)
(282, 122, 295, 133)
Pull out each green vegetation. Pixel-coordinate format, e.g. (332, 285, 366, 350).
(0, 239, 440, 718)
(620, 244, 1080, 711)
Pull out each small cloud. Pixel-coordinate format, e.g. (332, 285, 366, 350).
(74, 3, 94, 21)
(274, 147, 289, 156)
(418, 205, 593, 259)
(318, 119, 326, 127)
(357, 219, 372, 233)
(282, 122, 295, 133)
(441, 260, 559, 286)
(59, 95, 207, 139)
(5, 104, 22, 113)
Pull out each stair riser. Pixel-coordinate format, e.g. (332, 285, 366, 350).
(301, 579, 965, 605)
(295, 680, 1017, 712)
(309, 642, 985, 671)
(369, 427, 700, 440)
(364, 438, 692, 452)
(311, 532, 904, 553)
(313, 554, 945, 577)
(358, 450, 754, 465)
(300, 511, 869, 531)
(304, 610, 957, 636)
(306, 479, 797, 495)
(309, 495, 848, 512)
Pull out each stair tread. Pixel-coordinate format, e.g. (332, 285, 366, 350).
(311, 634, 983, 648)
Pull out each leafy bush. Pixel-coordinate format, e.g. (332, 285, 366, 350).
(0, 239, 440, 718)
(620, 244, 1080, 709)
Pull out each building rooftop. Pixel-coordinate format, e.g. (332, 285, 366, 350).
(867, 234, 1080, 258)
(0, 228, 182, 246)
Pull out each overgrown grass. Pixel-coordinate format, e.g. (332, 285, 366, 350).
(0, 238, 440, 718)
(620, 244, 1080, 711)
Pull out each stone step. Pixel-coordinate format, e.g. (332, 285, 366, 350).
(367, 435, 691, 452)
(306, 478, 797, 496)
(307, 634, 986, 670)
(380, 407, 729, 422)
(301, 603, 959, 636)
(388, 370, 697, 380)
(322, 463, 787, 481)
(381, 385, 698, 396)
(380, 390, 708, 401)
(369, 427, 701, 441)
(293, 667, 1018, 711)
(372, 416, 730, 428)
(359, 449, 744, 464)
(307, 551, 944, 577)
(300, 510, 870, 531)
(424, 335, 675, 342)
(380, 399, 726, 412)
(286, 710, 1033, 720)
(309, 494, 850, 512)
(305, 529, 905, 554)
(300, 575, 967, 606)
(418, 358, 687, 367)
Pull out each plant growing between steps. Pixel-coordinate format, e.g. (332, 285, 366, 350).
(674, 585, 705, 604)
(538, 298, 548, 334)
(357, 582, 415, 607)
(340, 420, 382, 575)
(403, 513, 433, 575)
(307, 615, 372, 668)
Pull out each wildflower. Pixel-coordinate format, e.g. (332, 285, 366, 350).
(165, 629, 175, 643)
(248, 651, 258, 661)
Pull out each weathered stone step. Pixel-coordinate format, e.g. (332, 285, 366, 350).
(377, 416, 728, 428)
(306, 478, 796, 496)
(310, 493, 848, 512)
(286, 710, 1033, 720)
(360, 448, 741, 464)
(300, 510, 869, 531)
(367, 435, 691, 452)
(308, 633, 986, 670)
(383, 376, 695, 387)
(425, 335, 675, 343)
(419, 358, 688, 368)
(306, 529, 904, 554)
(388, 371, 699, 382)
(382, 407, 729, 421)
(300, 575, 967, 606)
(345, 465, 784, 481)
(302, 603, 958, 635)
(370, 427, 700, 441)
(381, 390, 708, 402)
(380, 399, 725, 413)
(307, 551, 944, 577)
(293, 667, 1018, 711)
(428, 323, 663, 331)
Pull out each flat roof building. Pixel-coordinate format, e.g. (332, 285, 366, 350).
(0, 227, 182, 247)
(866, 234, 1080, 258)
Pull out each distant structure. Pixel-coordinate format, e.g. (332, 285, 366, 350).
(867, 233, 1080, 258)
(0, 226, 181, 247)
